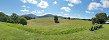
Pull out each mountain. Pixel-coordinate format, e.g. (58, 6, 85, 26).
(38, 14, 55, 18)
(22, 14, 67, 18)
(22, 14, 38, 18)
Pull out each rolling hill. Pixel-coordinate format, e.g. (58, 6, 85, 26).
(0, 18, 109, 40)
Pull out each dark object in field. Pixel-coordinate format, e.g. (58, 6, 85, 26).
(94, 26, 97, 30)
(89, 25, 103, 31)
(89, 26, 94, 31)
(68, 17, 70, 20)
(54, 16, 59, 23)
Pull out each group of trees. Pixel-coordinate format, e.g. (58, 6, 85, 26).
(0, 12, 33, 25)
(92, 12, 108, 24)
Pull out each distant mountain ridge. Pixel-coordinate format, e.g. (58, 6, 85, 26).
(22, 14, 66, 18)
(22, 14, 38, 18)
(22, 14, 91, 20)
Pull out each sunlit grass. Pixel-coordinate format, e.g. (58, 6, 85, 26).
(0, 18, 109, 40)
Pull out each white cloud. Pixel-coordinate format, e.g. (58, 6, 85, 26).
(37, 0, 49, 8)
(68, 3, 74, 7)
(21, 5, 30, 8)
(21, 9, 29, 12)
(88, 0, 109, 11)
(21, 5, 26, 7)
(21, 0, 27, 3)
(101, 0, 109, 8)
(61, 7, 71, 12)
(88, 2, 102, 10)
(0, 11, 1, 12)
(66, 0, 81, 4)
(21, 0, 37, 4)
(63, 13, 70, 17)
(31, 10, 37, 14)
(57, 14, 62, 16)
(42, 13, 52, 15)
(85, 11, 94, 14)
(31, 10, 44, 14)
(53, 1, 57, 4)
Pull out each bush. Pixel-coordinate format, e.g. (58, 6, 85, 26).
(89, 26, 94, 31)
(89, 25, 103, 31)
(19, 17, 27, 25)
(68, 17, 70, 20)
(54, 16, 59, 23)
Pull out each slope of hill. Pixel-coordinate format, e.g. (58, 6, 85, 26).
(0, 18, 109, 40)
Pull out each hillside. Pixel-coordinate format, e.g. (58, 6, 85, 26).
(0, 18, 109, 40)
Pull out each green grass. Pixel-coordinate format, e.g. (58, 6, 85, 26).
(0, 17, 109, 40)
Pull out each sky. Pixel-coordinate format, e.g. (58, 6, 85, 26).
(0, 0, 109, 19)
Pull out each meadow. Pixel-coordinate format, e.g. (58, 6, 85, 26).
(0, 17, 109, 40)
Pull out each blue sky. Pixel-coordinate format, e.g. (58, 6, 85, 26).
(0, 0, 109, 19)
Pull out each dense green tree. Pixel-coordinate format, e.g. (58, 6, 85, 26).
(11, 13, 19, 23)
(95, 12, 107, 24)
(21, 16, 33, 20)
(19, 17, 27, 25)
(0, 12, 8, 22)
(54, 16, 59, 23)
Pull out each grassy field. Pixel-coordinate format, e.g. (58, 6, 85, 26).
(0, 17, 109, 40)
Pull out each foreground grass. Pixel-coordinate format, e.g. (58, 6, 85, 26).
(0, 18, 109, 40)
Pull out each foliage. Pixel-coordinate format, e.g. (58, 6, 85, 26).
(54, 16, 59, 23)
(89, 24, 103, 31)
(0, 12, 27, 25)
(0, 12, 8, 22)
(19, 17, 27, 25)
(92, 17, 97, 25)
(92, 12, 108, 24)
(21, 15, 34, 20)
(107, 16, 109, 20)
(11, 13, 19, 23)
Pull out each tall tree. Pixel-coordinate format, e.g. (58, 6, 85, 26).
(95, 12, 107, 24)
(11, 13, 19, 23)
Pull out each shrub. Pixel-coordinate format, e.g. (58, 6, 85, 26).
(89, 26, 94, 31)
(89, 25, 103, 31)
(54, 16, 59, 23)
(68, 17, 70, 20)
(19, 17, 27, 25)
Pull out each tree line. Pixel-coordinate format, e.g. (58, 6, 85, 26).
(0, 12, 34, 25)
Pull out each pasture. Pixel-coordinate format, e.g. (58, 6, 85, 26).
(0, 17, 109, 40)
